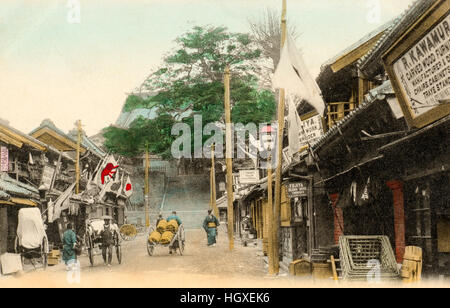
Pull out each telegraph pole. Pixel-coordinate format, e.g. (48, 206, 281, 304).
(210, 143, 219, 218)
(75, 120, 82, 194)
(273, 0, 287, 274)
(145, 143, 150, 228)
(224, 65, 234, 251)
(267, 155, 275, 274)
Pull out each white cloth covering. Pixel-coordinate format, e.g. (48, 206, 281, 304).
(16, 208, 48, 251)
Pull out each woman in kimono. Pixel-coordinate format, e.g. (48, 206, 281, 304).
(202, 210, 220, 247)
(62, 223, 77, 270)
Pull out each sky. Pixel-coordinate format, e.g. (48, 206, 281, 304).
(0, 0, 416, 136)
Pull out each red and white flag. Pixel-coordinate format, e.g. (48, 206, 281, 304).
(124, 176, 133, 198)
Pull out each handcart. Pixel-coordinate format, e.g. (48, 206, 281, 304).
(14, 208, 49, 270)
(84, 218, 122, 266)
(147, 224, 185, 256)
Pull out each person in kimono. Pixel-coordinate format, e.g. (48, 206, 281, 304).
(202, 210, 220, 247)
(62, 223, 77, 270)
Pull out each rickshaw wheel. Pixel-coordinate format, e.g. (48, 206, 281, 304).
(85, 232, 94, 266)
(178, 240, 185, 256)
(116, 245, 122, 264)
(41, 239, 48, 270)
(147, 241, 154, 256)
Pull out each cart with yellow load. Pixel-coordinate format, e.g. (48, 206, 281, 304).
(146, 219, 185, 256)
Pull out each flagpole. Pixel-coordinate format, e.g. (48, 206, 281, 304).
(272, 0, 287, 275)
(224, 65, 234, 251)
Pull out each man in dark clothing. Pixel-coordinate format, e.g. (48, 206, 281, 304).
(100, 217, 116, 267)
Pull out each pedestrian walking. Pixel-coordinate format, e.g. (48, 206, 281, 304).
(62, 223, 77, 270)
(203, 210, 219, 247)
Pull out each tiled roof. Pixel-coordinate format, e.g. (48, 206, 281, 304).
(0, 121, 74, 162)
(67, 130, 106, 158)
(320, 20, 395, 72)
(358, 0, 437, 77)
(0, 173, 39, 198)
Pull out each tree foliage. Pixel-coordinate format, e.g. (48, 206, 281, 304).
(104, 25, 276, 158)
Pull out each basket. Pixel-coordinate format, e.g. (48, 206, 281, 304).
(166, 220, 179, 233)
(339, 236, 399, 281)
(157, 220, 168, 233)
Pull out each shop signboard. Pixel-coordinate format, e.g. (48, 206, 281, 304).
(40, 165, 56, 190)
(383, 0, 450, 128)
(287, 181, 308, 198)
(0, 147, 8, 172)
(239, 169, 260, 185)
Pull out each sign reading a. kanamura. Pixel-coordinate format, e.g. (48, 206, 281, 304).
(393, 13, 450, 117)
(384, 1, 450, 128)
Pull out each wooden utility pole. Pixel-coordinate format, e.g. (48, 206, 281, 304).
(273, 0, 287, 275)
(210, 144, 219, 217)
(144, 144, 150, 228)
(267, 155, 275, 274)
(75, 120, 82, 194)
(224, 65, 234, 251)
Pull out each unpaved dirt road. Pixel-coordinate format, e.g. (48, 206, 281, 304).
(2, 227, 447, 288)
(1, 228, 298, 288)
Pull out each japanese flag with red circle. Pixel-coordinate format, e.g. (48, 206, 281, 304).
(124, 175, 133, 197)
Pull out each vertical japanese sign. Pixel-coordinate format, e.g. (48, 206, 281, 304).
(1, 147, 8, 172)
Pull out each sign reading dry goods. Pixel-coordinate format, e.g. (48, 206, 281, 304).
(384, 1, 450, 128)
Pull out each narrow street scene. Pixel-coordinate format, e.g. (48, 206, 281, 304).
(0, 0, 449, 291)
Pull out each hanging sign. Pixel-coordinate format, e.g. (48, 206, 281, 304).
(0, 147, 8, 172)
(383, 1, 450, 128)
(40, 165, 56, 190)
(287, 181, 308, 198)
(299, 112, 325, 149)
(239, 169, 260, 185)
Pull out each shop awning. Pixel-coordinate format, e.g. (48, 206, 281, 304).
(10, 198, 38, 207)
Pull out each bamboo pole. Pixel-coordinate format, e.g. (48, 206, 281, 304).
(224, 65, 234, 251)
(267, 155, 275, 275)
(75, 120, 82, 194)
(272, 0, 287, 275)
(211, 144, 219, 218)
(145, 144, 150, 228)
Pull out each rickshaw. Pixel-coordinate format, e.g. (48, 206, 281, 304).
(14, 208, 49, 269)
(84, 217, 122, 266)
(146, 223, 185, 256)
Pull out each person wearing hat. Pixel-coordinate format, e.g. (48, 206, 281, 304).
(100, 216, 118, 267)
(202, 209, 220, 247)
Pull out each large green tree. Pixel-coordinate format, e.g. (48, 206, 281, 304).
(105, 26, 276, 158)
